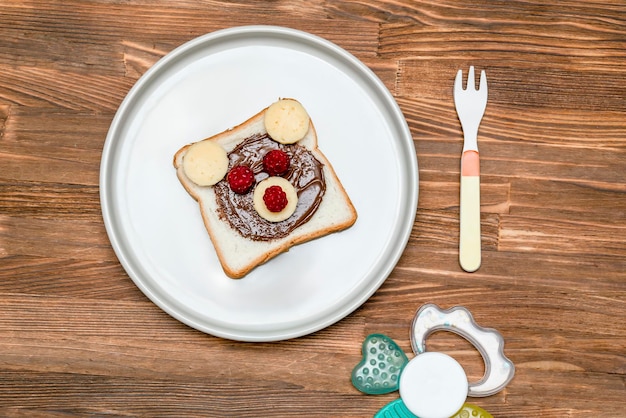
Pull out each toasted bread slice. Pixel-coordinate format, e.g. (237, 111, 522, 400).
(173, 101, 357, 278)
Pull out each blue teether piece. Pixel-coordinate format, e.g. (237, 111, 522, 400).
(351, 334, 409, 394)
(374, 399, 416, 418)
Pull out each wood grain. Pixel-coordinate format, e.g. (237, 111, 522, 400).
(1, 0, 624, 416)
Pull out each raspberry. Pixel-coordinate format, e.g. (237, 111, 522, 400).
(263, 149, 290, 176)
(227, 165, 255, 194)
(263, 185, 288, 212)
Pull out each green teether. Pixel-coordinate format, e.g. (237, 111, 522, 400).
(374, 399, 414, 418)
(351, 334, 409, 394)
(374, 400, 493, 418)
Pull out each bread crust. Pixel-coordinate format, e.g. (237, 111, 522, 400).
(173, 102, 357, 278)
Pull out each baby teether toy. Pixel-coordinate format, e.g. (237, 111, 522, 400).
(351, 304, 515, 418)
(375, 399, 493, 418)
(352, 334, 409, 394)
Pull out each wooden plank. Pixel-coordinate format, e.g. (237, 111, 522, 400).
(0, 182, 100, 219)
(395, 244, 626, 290)
(0, 215, 112, 260)
(0, 66, 131, 111)
(0, 2, 380, 68)
(0, 256, 139, 300)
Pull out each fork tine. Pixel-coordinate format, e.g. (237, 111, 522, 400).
(479, 69, 488, 93)
(467, 66, 475, 90)
(467, 65, 476, 91)
(454, 69, 463, 93)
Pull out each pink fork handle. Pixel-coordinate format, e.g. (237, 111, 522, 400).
(460, 151, 481, 272)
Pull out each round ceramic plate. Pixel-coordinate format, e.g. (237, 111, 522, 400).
(100, 26, 418, 341)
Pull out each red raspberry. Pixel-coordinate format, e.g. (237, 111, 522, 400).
(227, 165, 255, 194)
(263, 149, 290, 176)
(263, 185, 288, 212)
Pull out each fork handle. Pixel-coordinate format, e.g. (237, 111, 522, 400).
(460, 150, 481, 272)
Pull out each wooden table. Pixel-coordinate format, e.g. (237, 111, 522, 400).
(1, 1, 624, 416)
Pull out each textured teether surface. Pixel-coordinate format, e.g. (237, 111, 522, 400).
(374, 400, 493, 418)
(374, 399, 415, 418)
(351, 334, 409, 394)
(453, 404, 493, 418)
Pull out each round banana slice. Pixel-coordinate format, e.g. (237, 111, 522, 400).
(182, 140, 229, 186)
(253, 177, 298, 222)
(264, 99, 310, 144)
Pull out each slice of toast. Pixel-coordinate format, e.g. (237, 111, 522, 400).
(173, 100, 357, 278)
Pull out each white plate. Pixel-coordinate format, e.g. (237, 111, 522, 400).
(100, 26, 418, 341)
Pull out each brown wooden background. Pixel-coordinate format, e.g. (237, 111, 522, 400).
(1, 1, 624, 416)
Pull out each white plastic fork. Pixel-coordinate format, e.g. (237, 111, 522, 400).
(454, 66, 488, 272)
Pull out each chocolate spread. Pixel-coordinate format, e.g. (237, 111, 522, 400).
(213, 133, 326, 241)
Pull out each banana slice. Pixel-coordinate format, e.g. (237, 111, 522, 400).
(253, 177, 298, 222)
(182, 140, 229, 186)
(264, 99, 310, 144)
